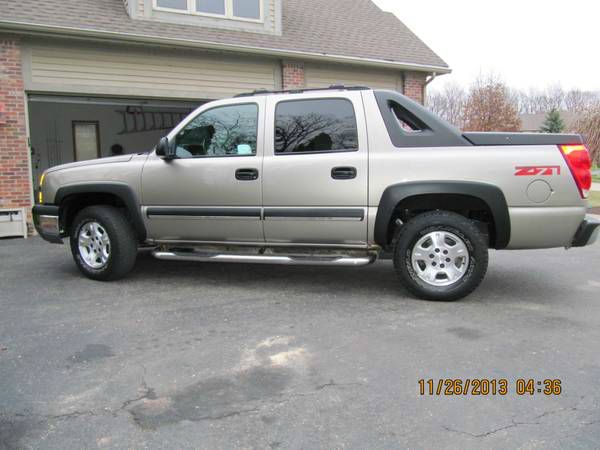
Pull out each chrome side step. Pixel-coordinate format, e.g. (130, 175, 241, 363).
(152, 250, 376, 267)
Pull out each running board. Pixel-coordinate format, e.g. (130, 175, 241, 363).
(152, 250, 376, 267)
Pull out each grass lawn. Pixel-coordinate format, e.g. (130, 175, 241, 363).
(589, 191, 600, 208)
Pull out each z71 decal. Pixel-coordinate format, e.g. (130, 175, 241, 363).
(514, 166, 561, 176)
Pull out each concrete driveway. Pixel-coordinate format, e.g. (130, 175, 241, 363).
(1, 237, 599, 449)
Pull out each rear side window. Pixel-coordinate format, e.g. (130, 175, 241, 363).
(275, 99, 358, 154)
(373, 90, 468, 148)
(390, 101, 429, 133)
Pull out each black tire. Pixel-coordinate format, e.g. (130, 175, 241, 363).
(69, 205, 138, 281)
(393, 211, 488, 301)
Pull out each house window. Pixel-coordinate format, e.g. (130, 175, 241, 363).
(232, 0, 260, 19)
(154, 0, 264, 22)
(196, 0, 225, 15)
(156, 0, 187, 10)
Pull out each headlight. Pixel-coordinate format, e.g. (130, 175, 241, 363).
(38, 172, 46, 204)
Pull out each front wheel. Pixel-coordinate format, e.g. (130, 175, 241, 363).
(69, 205, 138, 281)
(393, 211, 488, 301)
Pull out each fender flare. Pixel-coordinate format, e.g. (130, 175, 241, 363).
(54, 182, 147, 241)
(374, 181, 511, 249)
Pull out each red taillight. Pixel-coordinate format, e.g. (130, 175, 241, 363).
(559, 144, 592, 198)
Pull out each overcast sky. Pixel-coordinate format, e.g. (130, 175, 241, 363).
(372, 0, 599, 92)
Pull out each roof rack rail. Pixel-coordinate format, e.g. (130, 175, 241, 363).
(234, 85, 371, 98)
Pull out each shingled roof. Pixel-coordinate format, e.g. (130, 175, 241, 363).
(0, 0, 449, 72)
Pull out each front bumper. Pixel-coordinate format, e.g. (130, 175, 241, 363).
(32, 205, 63, 244)
(571, 216, 600, 247)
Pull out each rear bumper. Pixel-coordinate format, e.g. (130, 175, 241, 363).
(572, 216, 600, 247)
(507, 206, 586, 249)
(32, 205, 63, 244)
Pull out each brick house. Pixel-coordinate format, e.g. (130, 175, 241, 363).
(0, 0, 449, 229)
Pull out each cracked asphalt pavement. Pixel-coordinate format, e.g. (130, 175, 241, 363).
(1, 237, 600, 449)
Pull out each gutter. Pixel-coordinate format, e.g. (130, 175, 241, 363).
(0, 20, 452, 74)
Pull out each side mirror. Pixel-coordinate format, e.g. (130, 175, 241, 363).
(156, 137, 176, 160)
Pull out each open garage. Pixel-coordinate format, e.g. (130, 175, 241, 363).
(28, 95, 199, 183)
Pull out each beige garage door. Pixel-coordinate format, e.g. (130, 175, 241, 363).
(24, 40, 280, 100)
(305, 63, 402, 91)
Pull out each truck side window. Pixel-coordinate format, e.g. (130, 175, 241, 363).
(275, 99, 358, 154)
(175, 103, 258, 158)
(389, 101, 429, 133)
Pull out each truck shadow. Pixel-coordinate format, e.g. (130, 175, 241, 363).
(127, 249, 565, 305)
(131, 249, 401, 298)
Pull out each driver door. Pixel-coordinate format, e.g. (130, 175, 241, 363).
(141, 98, 265, 243)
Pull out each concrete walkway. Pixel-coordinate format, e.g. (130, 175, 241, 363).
(592, 182, 600, 192)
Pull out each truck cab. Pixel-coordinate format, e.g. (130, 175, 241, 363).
(143, 89, 369, 247)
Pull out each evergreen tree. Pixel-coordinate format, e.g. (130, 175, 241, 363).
(540, 109, 565, 133)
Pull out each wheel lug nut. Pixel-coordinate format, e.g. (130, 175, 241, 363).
(446, 258, 450, 262)
(429, 254, 434, 258)
(443, 250, 448, 255)
(432, 262, 437, 266)
(440, 264, 445, 268)
(435, 249, 440, 253)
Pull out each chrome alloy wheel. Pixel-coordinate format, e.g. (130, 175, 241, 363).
(410, 231, 469, 286)
(78, 221, 110, 269)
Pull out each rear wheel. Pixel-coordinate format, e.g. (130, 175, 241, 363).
(393, 211, 488, 301)
(69, 205, 138, 281)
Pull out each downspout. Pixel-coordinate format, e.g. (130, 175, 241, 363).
(423, 72, 437, 106)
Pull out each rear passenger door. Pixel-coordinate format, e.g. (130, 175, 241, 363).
(262, 92, 368, 246)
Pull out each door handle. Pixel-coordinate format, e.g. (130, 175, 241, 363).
(235, 168, 259, 181)
(331, 167, 357, 180)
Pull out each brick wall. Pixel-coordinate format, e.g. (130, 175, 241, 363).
(282, 61, 305, 90)
(0, 37, 32, 223)
(404, 71, 427, 104)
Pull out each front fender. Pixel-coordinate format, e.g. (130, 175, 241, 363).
(54, 182, 147, 241)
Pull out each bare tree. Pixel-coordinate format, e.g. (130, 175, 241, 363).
(565, 90, 587, 112)
(462, 75, 521, 132)
(513, 86, 599, 115)
(514, 90, 527, 114)
(508, 88, 525, 114)
(520, 88, 549, 114)
(565, 90, 600, 112)
(544, 84, 565, 111)
(427, 82, 466, 128)
(575, 105, 600, 165)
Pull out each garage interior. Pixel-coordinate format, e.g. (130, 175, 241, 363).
(27, 95, 202, 184)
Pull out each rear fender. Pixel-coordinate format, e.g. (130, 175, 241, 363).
(374, 181, 510, 249)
